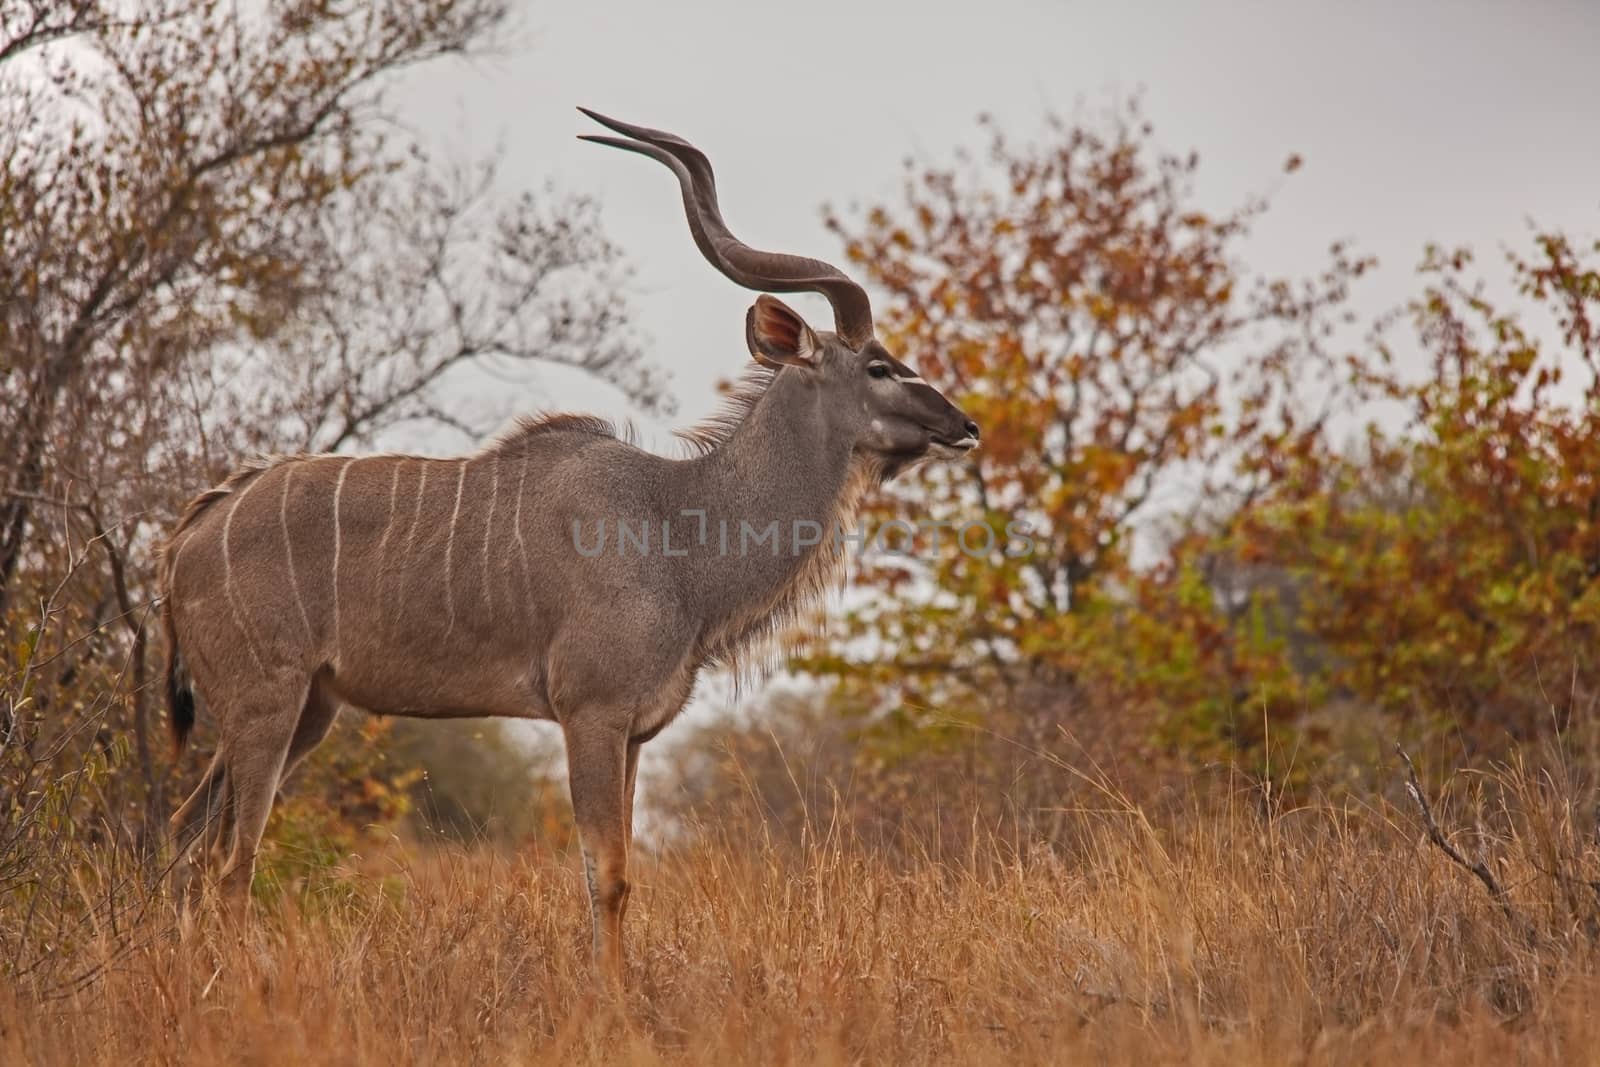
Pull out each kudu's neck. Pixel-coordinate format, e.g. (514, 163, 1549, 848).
(680, 368, 864, 657)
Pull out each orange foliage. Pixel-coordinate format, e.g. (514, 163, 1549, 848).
(812, 102, 1600, 785)
(810, 102, 1363, 774)
(1215, 236, 1600, 753)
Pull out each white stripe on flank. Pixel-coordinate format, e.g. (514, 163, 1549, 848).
(167, 525, 197, 594)
(443, 461, 467, 640)
(221, 491, 237, 590)
(331, 458, 355, 649)
(375, 461, 403, 630)
(406, 462, 428, 561)
(512, 460, 529, 595)
(376, 461, 402, 557)
(222, 472, 268, 670)
(483, 459, 499, 615)
(281, 464, 313, 640)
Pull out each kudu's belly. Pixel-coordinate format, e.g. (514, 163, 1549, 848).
(321, 642, 553, 722)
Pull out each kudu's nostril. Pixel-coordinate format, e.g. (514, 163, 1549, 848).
(964, 420, 980, 440)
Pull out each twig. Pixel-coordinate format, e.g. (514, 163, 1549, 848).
(1396, 744, 1521, 927)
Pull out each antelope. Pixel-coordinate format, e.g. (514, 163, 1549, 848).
(160, 108, 980, 985)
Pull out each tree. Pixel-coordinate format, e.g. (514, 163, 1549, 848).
(0, 0, 664, 891)
(809, 103, 1361, 765)
(1218, 235, 1600, 753)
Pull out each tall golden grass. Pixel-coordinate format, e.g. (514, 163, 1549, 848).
(5, 755, 1600, 1065)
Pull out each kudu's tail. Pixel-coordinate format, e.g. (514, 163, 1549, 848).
(162, 596, 195, 756)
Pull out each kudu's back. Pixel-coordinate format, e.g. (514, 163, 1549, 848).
(164, 421, 676, 727)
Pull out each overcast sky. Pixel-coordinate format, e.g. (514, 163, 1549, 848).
(394, 0, 1600, 446)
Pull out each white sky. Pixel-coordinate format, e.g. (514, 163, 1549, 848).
(394, 0, 1600, 447)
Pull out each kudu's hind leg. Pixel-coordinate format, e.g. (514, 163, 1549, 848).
(621, 739, 642, 925)
(564, 721, 631, 988)
(202, 772, 236, 880)
(168, 749, 227, 900)
(278, 677, 340, 789)
(214, 673, 308, 915)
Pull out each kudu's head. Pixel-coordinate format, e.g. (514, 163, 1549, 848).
(579, 109, 979, 477)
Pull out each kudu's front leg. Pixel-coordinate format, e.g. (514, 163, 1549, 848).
(564, 721, 632, 989)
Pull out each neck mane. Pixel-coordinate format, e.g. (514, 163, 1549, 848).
(492, 362, 880, 687)
(680, 364, 877, 685)
(673, 363, 777, 456)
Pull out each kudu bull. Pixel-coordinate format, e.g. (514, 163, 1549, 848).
(161, 109, 979, 985)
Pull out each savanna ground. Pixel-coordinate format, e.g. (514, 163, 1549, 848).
(8, 747, 1600, 1066)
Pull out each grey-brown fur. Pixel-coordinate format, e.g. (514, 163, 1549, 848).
(162, 110, 978, 988)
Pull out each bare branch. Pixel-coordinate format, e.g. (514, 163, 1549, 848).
(1396, 744, 1523, 931)
(0, 0, 102, 65)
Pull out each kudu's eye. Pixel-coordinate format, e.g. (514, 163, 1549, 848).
(867, 362, 892, 380)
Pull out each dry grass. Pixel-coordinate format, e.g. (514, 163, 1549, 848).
(6, 762, 1600, 1065)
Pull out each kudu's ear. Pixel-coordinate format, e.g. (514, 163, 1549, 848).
(745, 295, 819, 369)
